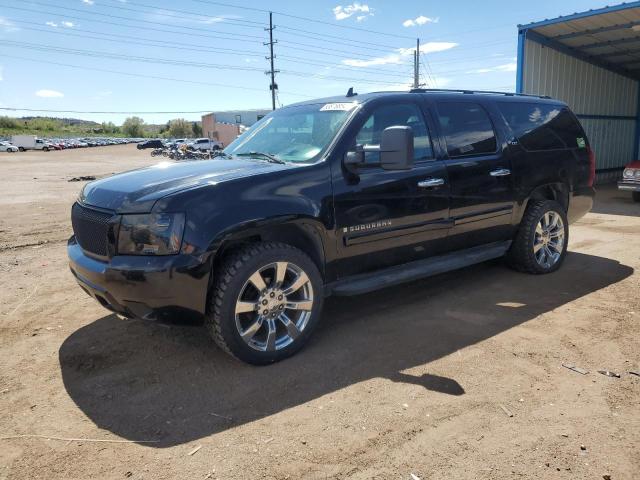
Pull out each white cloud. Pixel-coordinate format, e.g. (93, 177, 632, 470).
(466, 62, 517, 74)
(200, 14, 242, 24)
(403, 15, 438, 27)
(0, 17, 19, 32)
(333, 3, 373, 21)
(82, 0, 94, 5)
(36, 89, 64, 98)
(62, 21, 74, 28)
(46, 21, 58, 28)
(343, 42, 458, 68)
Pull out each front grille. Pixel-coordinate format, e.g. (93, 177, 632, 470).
(71, 203, 114, 256)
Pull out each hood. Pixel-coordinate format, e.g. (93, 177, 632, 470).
(79, 158, 293, 213)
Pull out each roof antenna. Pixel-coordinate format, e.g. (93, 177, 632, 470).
(346, 87, 357, 97)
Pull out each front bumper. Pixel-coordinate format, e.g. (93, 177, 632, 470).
(618, 181, 640, 192)
(68, 237, 212, 320)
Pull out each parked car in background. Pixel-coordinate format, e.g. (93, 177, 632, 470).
(619, 161, 640, 202)
(137, 139, 165, 150)
(189, 138, 223, 151)
(68, 89, 595, 364)
(0, 141, 19, 152)
(10, 135, 51, 151)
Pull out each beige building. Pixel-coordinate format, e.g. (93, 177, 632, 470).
(201, 113, 241, 148)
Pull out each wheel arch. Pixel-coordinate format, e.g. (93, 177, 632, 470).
(208, 217, 327, 287)
(517, 182, 569, 223)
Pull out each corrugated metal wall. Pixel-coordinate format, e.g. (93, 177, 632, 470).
(522, 39, 638, 171)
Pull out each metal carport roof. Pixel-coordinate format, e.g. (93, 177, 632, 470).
(517, 2, 640, 82)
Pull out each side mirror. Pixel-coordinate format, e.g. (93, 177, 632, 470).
(344, 149, 364, 168)
(379, 126, 414, 170)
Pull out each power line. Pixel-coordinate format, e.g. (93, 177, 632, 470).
(94, 0, 267, 28)
(2, 3, 408, 62)
(274, 28, 406, 55)
(12, 0, 267, 39)
(6, 20, 414, 80)
(0, 39, 415, 84)
(189, 0, 416, 40)
(88, 0, 422, 55)
(6, 19, 266, 57)
(0, 4, 263, 44)
(0, 41, 267, 72)
(277, 24, 403, 50)
(0, 53, 314, 98)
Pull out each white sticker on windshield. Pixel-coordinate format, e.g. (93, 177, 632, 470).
(320, 102, 357, 111)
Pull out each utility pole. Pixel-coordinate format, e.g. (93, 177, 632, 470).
(264, 12, 279, 111)
(413, 38, 420, 89)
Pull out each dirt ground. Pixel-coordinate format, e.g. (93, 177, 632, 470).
(0, 145, 638, 480)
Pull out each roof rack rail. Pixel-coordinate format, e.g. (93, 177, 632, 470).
(409, 88, 551, 99)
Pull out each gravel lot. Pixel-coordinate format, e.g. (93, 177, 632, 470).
(0, 145, 639, 479)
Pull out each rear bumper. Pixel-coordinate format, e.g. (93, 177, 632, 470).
(567, 186, 595, 224)
(68, 237, 212, 320)
(618, 181, 640, 192)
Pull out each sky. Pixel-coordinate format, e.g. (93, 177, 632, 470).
(0, 0, 614, 124)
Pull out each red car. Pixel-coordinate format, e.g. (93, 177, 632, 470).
(619, 161, 640, 202)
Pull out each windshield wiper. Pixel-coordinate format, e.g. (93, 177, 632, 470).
(235, 151, 286, 164)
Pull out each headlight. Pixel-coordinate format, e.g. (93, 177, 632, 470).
(623, 168, 635, 178)
(636, 169, 640, 178)
(118, 213, 185, 255)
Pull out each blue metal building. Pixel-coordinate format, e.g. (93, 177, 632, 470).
(516, 2, 640, 180)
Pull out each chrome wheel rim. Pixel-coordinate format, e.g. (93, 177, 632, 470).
(235, 262, 314, 352)
(533, 211, 565, 269)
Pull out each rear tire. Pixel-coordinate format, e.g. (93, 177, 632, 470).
(633, 191, 640, 203)
(506, 200, 568, 274)
(206, 242, 323, 365)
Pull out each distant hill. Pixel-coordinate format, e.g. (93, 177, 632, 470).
(0, 115, 203, 139)
(16, 116, 101, 127)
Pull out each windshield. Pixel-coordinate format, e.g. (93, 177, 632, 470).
(224, 103, 355, 163)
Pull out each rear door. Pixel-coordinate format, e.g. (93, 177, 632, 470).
(332, 99, 450, 278)
(433, 100, 516, 249)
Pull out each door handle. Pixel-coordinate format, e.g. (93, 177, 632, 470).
(417, 178, 445, 188)
(489, 168, 511, 177)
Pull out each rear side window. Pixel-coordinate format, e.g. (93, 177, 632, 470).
(497, 102, 585, 150)
(436, 102, 497, 157)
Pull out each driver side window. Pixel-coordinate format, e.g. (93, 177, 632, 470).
(355, 103, 433, 163)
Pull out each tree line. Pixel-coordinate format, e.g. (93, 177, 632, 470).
(0, 115, 203, 138)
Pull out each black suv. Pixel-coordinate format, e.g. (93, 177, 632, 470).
(137, 139, 165, 149)
(68, 90, 595, 364)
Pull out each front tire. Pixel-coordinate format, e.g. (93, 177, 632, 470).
(207, 242, 323, 365)
(633, 191, 640, 203)
(507, 200, 568, 274)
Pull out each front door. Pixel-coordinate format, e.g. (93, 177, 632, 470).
(332, 100, 450, 278)
(433, 100, 516, 250)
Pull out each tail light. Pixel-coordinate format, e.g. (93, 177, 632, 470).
(586, 146, 596, 187)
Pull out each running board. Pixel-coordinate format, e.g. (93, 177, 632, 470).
(326, 240, 512, 297)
